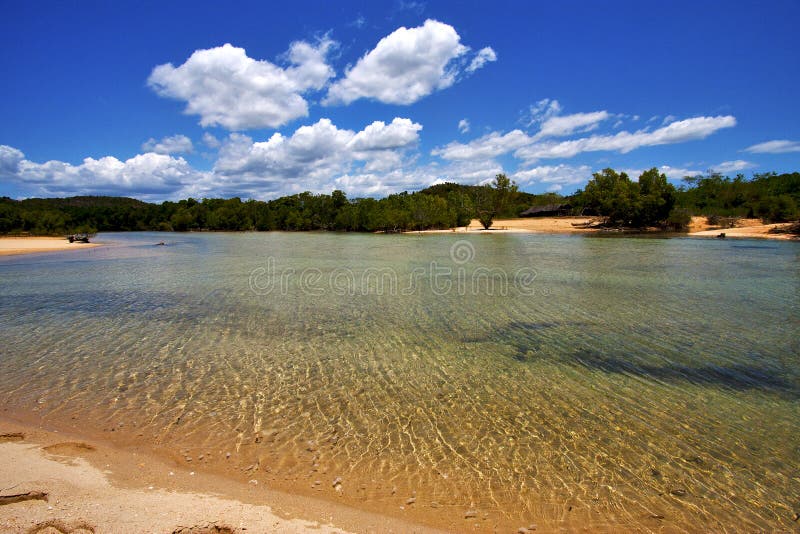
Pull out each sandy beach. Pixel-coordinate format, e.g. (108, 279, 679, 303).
(408, 216, 799, 239)
(0, 419, 443, 534)
(0, 237, 101, 256)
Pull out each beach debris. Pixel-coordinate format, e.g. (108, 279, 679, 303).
(248, 479, 258, 485)
(0, 491, 48, 506)
(225, 452, 231, 459)
(406, 497, 416, 505)
(669, 488, 687, 497)
(172, 523, 234, 534)
(464, 509, 478, 519)
(430, 501, 439, 508)
(332, 477, 343, 490)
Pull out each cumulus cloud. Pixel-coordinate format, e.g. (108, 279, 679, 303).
(141, 134, 194, 155)
(148, 40, 335, 130)
(324, 20, 493, 105)
(0, 145, 25, 178)
(458, 119, 470, 134)
(202, 132, 221, 149)
(1, 145, 205, 199)
(466, 46, 497, 73)
(212, 117, 423, 197)
(744, 139, 800, 154)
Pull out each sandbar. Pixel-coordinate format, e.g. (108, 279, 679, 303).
(0, 237, 101, 256)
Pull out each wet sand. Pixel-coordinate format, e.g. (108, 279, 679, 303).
(0, 418, 445, 534)
(0, 237, 101, 256)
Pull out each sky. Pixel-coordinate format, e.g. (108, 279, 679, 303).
(1, 0, 799, 201)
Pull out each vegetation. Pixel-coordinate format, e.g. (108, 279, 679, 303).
(1, 171, 797, 236)
(574, 167, 677, 227)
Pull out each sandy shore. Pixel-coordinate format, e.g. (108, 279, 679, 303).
(0, 237, 101, 256)
(686, 217, 798, 239)
(0, 419, 444, 534)
(409, 217, 601, 235)
(408, 217, 798, 240)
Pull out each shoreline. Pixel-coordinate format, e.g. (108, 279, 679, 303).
(406, 217, 799, 240)
(0, 237, 101, 256)
(0, 416, 444, 534)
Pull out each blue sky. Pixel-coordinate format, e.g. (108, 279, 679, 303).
(1, 0, 798, 201)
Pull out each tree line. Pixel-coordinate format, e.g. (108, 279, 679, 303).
(1, 170, 797, 235)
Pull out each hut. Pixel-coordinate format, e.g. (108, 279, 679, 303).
(520, 204, 572, 217)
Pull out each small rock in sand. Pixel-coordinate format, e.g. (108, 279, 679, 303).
(406, 497, 416, 505)
(464, 510, 477, 519)
(332, 477, 342, 488)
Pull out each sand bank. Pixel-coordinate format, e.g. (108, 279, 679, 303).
(0, 237, 101, 256)
(409, 217, 798, 240)
(686, 217, 797, 239)
(408, 217, 600, 235)
(0, 420, 444, 534)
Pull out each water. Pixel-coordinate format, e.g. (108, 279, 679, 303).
(1, 232, 798, 531)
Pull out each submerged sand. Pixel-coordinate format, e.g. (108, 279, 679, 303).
(0, 237, 101, 256)
(0, 420, 444, 533)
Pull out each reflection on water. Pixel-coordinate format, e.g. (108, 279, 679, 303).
(1, 232, 798, 531)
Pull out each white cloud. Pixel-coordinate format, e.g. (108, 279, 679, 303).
(523, 98, 562, 127)
(141, 134, 194, 155)
(434, 115, 735, 162)
(348, 117, 422, 151)
(512, 164, 592, 187)
(711, 160, 754, 174)
(202, 132, 221, 149)
(744, 139, 800, 154)
(458, 119, 470, 134)
(534, 111, 610, 140)
(148, 40, 335, 130)
(211, 117, 423, 197)
(431, 129, 532, 160)
(466, 46, 497, 73)
(661, 114, 676, 125)
(324, 20, 492, 105)
(1, 145, 205, 199)
(515, 115, 736, 161)
(0, 145, 25, 178)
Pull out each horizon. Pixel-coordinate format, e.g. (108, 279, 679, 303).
(1, 1, 799, 202)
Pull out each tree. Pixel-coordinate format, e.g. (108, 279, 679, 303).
(637, 168, 676, 226)
(473, 174, 519, 229)
(583, 168, 640, 225)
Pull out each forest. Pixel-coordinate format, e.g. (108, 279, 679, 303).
(1, 170, 797, 235)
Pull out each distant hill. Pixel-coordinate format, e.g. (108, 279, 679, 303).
(6, 196, 151, 209)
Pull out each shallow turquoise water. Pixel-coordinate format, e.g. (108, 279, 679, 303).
(1, 232, 798, 530)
